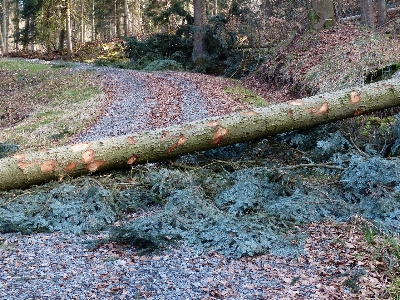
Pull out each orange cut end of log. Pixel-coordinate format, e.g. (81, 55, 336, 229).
(240, 111, 258, 117)
(167, 135, 188, 154)
(353, 109, 363, 116)
(127, 155, 138, 165)
(40, 160, 57, 173)
(64, 161, 78, 172)
(11, 154, 25, 161)
(314, 102, 329, 116)
(207, 121, 220, 127)
(17, 161, 37, 169)
(289, 100, 305, 106)
(212, 126, 229, 145)
(126, 137, 136, 144)
(82, 149, 95, 163)
(86, 160, 106, 172)
(287, 109, 293, 118)
(382, 83, 394, 89)
(160, 131, 170, 141)
(70, 143, 91, 153)
(350, 91, 361, 105)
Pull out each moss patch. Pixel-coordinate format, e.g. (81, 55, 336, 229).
(224, 85, 266, 107)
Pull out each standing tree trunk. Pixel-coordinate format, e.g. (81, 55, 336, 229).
(123, 0, 129, 37)
(66, 0, 72, 58)
(130, 0, 138, 35)
(377, 0, 387, 26)
(114, 0, 121, 38)
(91, 0, 95, 41)
(2, 0, 7, 55)
(22, 17, 30, 50)
(80, 0, 85, 44)
(0, 22, 3, 55)
(360, 0, 375, 29)
(310, 0, 335, 31)
(192, 0, 208, 64)
(2, 78, 400, 191)
(13, 0, 19, 50)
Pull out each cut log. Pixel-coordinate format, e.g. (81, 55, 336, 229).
(1, 79, 400, 191)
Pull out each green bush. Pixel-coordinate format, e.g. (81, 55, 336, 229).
(142, 59, 183, 72)
(124, 32, 193, 70)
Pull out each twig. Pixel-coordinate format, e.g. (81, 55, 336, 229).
(0, 191, 35, 208)
(88, 177, 106, 189)
(349, 136, 370, 157)
(168, 161, 200, 170)
(284, 163, 346, 171)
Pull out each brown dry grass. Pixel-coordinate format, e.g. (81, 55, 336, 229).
(0, 59, 104, 151)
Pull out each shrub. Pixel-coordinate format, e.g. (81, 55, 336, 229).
(142, 59, 183, 72)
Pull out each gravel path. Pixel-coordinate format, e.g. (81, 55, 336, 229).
(0, 232, 303, 300)
(0, 67, 387, 299)
(74, 69, 245, 142)
(0, 222, 383, 299)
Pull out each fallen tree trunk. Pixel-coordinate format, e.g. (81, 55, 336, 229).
(1, 79, 400, 191)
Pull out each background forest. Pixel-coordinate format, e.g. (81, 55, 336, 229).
(1, 0, 400, 80)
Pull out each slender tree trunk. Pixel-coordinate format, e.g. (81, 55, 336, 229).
(2, 0, 7, 55)
(0, 22, 3, 55)
(115, 0, 122, 38)
(123, 0, 129, 37)
(22, 17, 30, 50)
(80, 0, 85, 44)
(130, 0, 136, 35)
(360, 0, 375, 29)
(377, 0, 387, 26)
(91, 0, 95, 41)
(192, 0, 208, 63)
(109, 18, 112, 40)
(310, 0, 335, 31)
(213, 0, 217, 16)
(136, 0, 143, 35)
(66, 0, 72, 57)
(13, 0, 19, 50)
(2, 79, 400, 191)
(58, 29, 65, 51)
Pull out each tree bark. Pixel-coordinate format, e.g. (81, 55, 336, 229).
(2, 79, 400, 191)
(360, 0, 375, 29)
(13, 0, 18, 50)
(192, 0, 208, 63)
(66, 0, 72, 58)
(91, 0, 94, 41)
(213, 0, 217, 16)
(377, 0, 387, 26)
(80, 0, 85, 44)
(2, 0, 7, 55)
(310, 0, 335, 31)
(123, 0, 129, 37)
